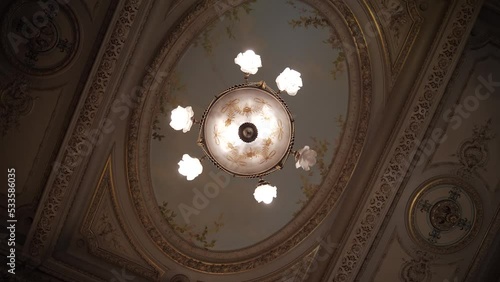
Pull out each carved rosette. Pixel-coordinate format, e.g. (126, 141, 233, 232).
(408, 177, 482, 254)
(1, 0, 80, 75)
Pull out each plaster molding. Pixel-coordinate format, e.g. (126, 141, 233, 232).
(326, 0, 482, 280)
(80, 156, 161, 280)
(363, 0, 424, 83)
(126, 0, 372, 273)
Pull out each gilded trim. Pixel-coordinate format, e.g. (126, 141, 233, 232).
(406, 176, 483, 254)
(27, 0, 145, 259)
(126, 0, 372, 273)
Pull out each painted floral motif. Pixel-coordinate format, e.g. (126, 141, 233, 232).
(295, 115, 345, 212)
(234, 50, 262, 74)
(409, 178, 482, 254)
(159, 202, 224, 249)
(286, 0, 346, 80)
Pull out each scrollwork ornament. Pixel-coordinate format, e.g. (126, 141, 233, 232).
(81, 158, 160, 280)
(332, 0, 479, 280)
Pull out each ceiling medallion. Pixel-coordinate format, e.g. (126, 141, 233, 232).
(1, 0, 79, 75)
(169, 50, 317, 204)
(408, 177, 483, 254)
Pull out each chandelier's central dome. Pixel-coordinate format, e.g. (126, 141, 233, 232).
(198, 83, 295, 178)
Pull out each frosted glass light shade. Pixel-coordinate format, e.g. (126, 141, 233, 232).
(276, 67, 303, 96)
(170, 106, 194, 133)
(254, 184, 277, 204)
(200, 84, 294, 177)
(295, 145, 317, 171)
(178, 154, 203, 180)
(234, 50, 262, 75)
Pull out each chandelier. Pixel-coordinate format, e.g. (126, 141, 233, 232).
(169, 50, 317, 204)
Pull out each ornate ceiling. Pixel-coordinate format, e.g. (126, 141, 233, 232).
(0, 0, 499, 281)
(146, 0, 354, 253)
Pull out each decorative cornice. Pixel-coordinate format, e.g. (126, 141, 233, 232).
(1, 0, 80, 75)
(126, 0, 372, 274)
(27, 0, 143, 259)
(328, 0, 480, 280)
(363, 0, 423, 82)
(407, 176, 483, 254)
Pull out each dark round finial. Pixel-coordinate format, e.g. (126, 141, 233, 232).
(238, 122, 258, 143)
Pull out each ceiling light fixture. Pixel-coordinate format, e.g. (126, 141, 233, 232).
(169, 50, 317, 204)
